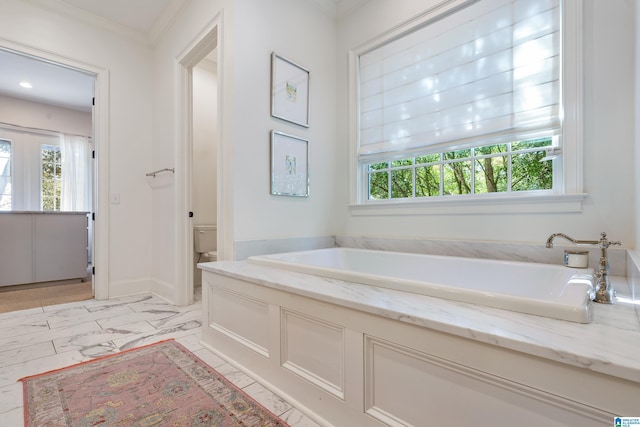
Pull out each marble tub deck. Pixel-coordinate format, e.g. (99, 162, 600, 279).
(201, 260, 640, 384)
(0, 289, 321, 426)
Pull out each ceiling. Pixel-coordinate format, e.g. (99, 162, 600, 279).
(0, 0, 182, 113)
(0, 49, 96, 112)
(0, 0, 365, 113)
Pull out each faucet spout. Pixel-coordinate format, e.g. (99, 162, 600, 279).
(545, 232, 599, 248)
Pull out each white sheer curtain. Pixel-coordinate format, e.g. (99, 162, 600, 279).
(60, 134, 91, 211)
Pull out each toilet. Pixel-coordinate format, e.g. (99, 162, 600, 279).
(194, 225, 217, 263)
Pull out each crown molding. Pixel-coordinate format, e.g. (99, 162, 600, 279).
(25, 0, 188, 47)
(336, 0, 370, 18)
(148, 0, 190, 46)
(27, 0, 147, 44)
(306, 0, 338, 18)
(306, 0, 370, 19)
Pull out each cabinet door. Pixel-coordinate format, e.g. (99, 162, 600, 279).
(34, 214, 88, 282)
(0, 214, 33, 286)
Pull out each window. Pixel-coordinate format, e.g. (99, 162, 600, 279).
(0, 139, 10, 210)
(368, 137, 553, 200)
(352, 0, 583, 212)
(0, 128, 91, 211)
(41, 144, 62, 211)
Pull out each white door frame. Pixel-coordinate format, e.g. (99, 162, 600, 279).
(174, 14, 224, 306)
(0, 40, 110, 299)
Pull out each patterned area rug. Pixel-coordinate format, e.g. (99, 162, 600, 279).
(20, 340, 289, 426)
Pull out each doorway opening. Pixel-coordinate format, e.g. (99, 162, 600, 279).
(191, 50, 218, 298)
(175, 19, 221, 306)
(0, 43, 109, 306)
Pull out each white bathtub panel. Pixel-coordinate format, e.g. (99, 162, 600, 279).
(281, 309, 345, 399)
(364, 336, 605, 427)
(208, 285, 270, 357)
(200, 269, 634, 426)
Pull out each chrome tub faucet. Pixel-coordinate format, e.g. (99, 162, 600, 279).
(545, 232, 621, 304)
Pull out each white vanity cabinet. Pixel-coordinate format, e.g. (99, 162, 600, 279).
(0, 212, 88, 287)
(201, 269, 639, 427)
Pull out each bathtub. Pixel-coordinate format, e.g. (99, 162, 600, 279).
(248, 247, 596, 323)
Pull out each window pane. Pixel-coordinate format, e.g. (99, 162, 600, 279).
(41, 145, 62, 211)
(0, 140, 11, 210)
(475, 144, 508, 156)
(416, 165, 440, 197)
(391, 168, 413, 198)
(512, 137, 552, 151)
(416, 154, 440, 165)
(443, 149, 471, 160)
(391, 158, 413, 168)
(368, 171, 389, 199)
(512, 151, 552, 191)
(42, 196, 54, 211)
(369, 162, 388, 171)
(444, 161, 471, 195)
(475, 157, 508, 193)
(42, 176, 53, 196)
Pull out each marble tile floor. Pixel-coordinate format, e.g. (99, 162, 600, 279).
(0, 289, 321, 427)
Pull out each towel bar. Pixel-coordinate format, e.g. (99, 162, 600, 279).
(146, 168, 175, 178)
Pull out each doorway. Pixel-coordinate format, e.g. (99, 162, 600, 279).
(191, 51, 218, 296)
(175, 19, 221, 306)
(0, 43, 110, 304)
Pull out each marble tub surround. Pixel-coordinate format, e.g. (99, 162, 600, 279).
(234, 236, 335, 261)
(335, 235, 628, 276)
(0, 292, 320, 427)
(199, 260, 640, 383)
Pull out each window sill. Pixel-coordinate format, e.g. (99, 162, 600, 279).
(349, 193, 587, 216)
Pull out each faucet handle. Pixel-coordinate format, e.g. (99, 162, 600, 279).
(599, 232, 621, 248)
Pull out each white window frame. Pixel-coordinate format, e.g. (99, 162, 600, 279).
(348, 0, 584, 215)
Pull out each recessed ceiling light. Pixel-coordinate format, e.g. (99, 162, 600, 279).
(19, 81, 32, 89)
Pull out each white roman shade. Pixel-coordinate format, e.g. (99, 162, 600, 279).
(358, 0, 560, 160)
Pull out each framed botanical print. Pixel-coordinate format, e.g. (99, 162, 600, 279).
(271, 53, 310, 127)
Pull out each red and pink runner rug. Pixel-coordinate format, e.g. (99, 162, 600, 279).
(20, 339, 289, 426)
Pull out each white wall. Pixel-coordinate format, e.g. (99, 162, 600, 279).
(231, 0, 338, 242)
(0, 0, 154, 296)
(150, 0, 338, 299)
(149, 0, 230, 301)
(0, 95, 92, 136)
(336, 0, 637, 248)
